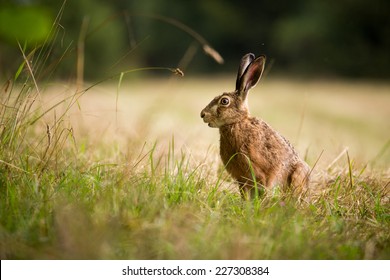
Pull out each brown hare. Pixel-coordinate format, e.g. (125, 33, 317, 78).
(200, 53, 310, 199)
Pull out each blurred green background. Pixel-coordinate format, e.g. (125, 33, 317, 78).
(0, 0, 389, 80)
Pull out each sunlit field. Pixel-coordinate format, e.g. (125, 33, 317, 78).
(1, 76, 389, 259)
(43, 77, 390, 166)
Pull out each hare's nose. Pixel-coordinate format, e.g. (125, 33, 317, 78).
(200, 111, 205, 118)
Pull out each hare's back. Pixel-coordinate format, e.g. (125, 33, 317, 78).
(246, 118, 300, 163)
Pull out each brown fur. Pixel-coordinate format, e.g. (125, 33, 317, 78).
(200, 54, 310, 199)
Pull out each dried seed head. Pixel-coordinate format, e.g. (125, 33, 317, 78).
(173, 68, 184, 77)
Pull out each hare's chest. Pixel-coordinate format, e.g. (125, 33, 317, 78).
(219, 127, 249, 169)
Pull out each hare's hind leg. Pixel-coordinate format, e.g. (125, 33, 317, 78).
(291, 162, 310, 191)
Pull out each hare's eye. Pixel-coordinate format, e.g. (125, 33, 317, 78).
(220, 97, 230, 106)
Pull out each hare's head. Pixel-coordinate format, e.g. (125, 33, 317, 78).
(200, 53, 266, 128)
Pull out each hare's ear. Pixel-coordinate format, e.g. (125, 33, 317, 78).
(238, 55, 266, 99)
(235, 53, 255, 91)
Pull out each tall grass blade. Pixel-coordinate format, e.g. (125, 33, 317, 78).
(346, 151, 354, 189)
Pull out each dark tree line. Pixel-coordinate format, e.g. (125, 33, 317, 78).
(1, 0, 389, 80)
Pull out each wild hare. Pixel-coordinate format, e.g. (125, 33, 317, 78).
(200, 53, 310, 199)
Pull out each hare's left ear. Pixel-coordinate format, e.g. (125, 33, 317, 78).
(237, 55, 266, 100)
(236, 53, 255, 90)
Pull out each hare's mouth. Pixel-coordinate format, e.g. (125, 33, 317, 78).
(206, 121, 217, 128)
(201, 114, 218, 128)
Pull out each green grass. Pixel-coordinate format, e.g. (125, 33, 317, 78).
(0, 147, 388, 259)
(0, 76, 389, 260)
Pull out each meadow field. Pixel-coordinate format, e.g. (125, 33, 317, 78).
(0, 75, 389, 259)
